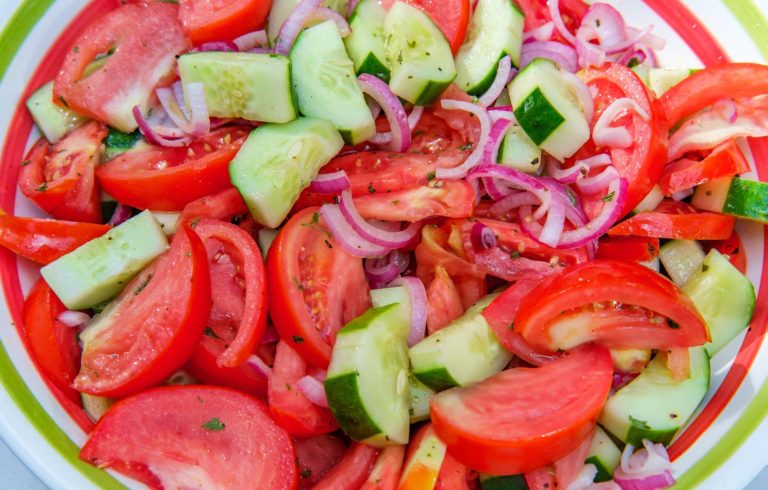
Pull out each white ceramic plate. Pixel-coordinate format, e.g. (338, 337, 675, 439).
(0, 0, 767, 488)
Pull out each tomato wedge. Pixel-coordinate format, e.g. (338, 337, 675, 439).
(54, 3, 188, 131)
(294, 434, 349, 489)
(515, 0, 588, 37)
(312, 442, 380, 490)
(659, 141, 750, 195)
(361, 445, 406, 490)
(0, 213, 109, 265)
(426, 265, 464, 334)
(80, 385, 296, 489)
(179, 0, 271, 45)
(608, 200, 735, 240)
(430, 344, 613, 475)
(435, 453, 472, 490)
(267, 207, 370, 368)
(74, 225, 211, 397)
(381, 0, 470, 54)
(97, 127, 249, 211)
(596, 235, 660, 262)
(514, 260, 709, 353)
(18, 121, 106, 223)
(354, 181, 476, 221)
(706, 231, 747, 274)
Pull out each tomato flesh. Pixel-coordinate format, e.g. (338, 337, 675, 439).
(179, 0, 271, 45)
(596, 235, 660, 262)
(312, 442, 379, 490)
(294, 434, 349, 489)
(659, 141, 750, 195)
(608, 200, 735, 240)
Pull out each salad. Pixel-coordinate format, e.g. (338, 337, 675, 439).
(2, 0, 767, 488)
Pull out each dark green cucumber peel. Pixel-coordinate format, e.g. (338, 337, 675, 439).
(356, 53, 390, 83)
(464, 53, 507, 97)
(625, 415, 676, 447)
(724, 177, 768, 221)
(414, 80, 453, 107)
(324, 372, 382, 441)
(414, 367, 459, 391)
(513, 88, 565, 145)
(480, 474, 529, 490)
(585, 456, 614, 483)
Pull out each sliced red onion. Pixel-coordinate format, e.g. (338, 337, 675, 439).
(365, 251, 409, 287)
(468, 164, 551, 208)
(479, 56, 514, 107)
(133, 106, 192, 147)
(338, 190, 421, 247)
(483, 177, 514, 201)
(612, 371, 638, 391)
(576, 165, 620, 194)
(156, 82, 210, 137)
(370, 106, 424, 146)
(546, 157, 590, 184)
(558, 177, 627, 248)
(540, 176, 590, 226)
(309, 7, 351, 36)
(714, 98, 738, 124)
(319, 204, 391, 258)
(537, 187, 566, 247)
(616, 47, 647, 67)
(520, 41, 578, 73)
(470, 222, 498, 252)
(435, 100, 493, 180)
(633, 29, 666, 51)
(275, 0, 323, 55)
(524, 21, 555, 43)
(260, 324, 280, 344)
(358, 74, 411, 152)
(488, 106, 516, 123)
(489, 190, 542, 217)
(482, 118, 513, 165)
(561, 71, 594, 123)
(57, 310, 91, 328)
(603, 25, 655, 55)
(106, 203, 133, 226)
(233, 30, 268, 51)
(549, 0, 578, 45)
(191, 41, 238, 52)
(593, 98, 650, 149)
(576, 38, 607, 68)
(671, 187, 694, 201)
(246, 354, 272, 378)
(297, 375, 330, 408)
(506, 331, 561, 366)
(309, 170, 351, 194)
(389, 276, 428, 347)
(614, 440, 675, 490)
(578, 3, 627, 51)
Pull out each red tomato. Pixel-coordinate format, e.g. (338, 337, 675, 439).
(399, 423, 443, 489)
(0, 213, 109, 265)
(361, 445, 406, 490)
(180, 188, 249, 223)
(267, 207, 371, 368)
(553, 428, 595, 488)
(661, 63, 768, 128)
(54, 3, 188, 131)
(80, 385, 296, 489)
(435, 453, 472, 490)
(514, 260, 710, 353)
(74, 225, 211, 397)
(312, 442, 380, 490)
(426, 265, 464, 334)
(659, 141, 750, 195)
(295, 434, 349, 489)
(415, 224, 485, 284)
(430, 344, 613, 475)
(380, 0, 470, 54)
(18, 121, 106, 223)
(179, 0, 271, 45)
(96, 127, 249, 212)
(353, 181, 476, 222)
(268, 341, 339, 437)
(596, 235, 660, 262)
(515, 0, 588, 35)
(608, 200, 735, 240)
(575, 63, 668, 217)
(22, 279, 81, 404)
(525, 466, 557, 490)
(705, 231, 747, 274)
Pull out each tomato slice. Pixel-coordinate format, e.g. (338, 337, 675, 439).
(608, 199, 735, 240)
(22, 279, 82, 404)
(74, 225, 211, 397)
(54, 3, 188, 131)
(705, 231, 747, 274)
(80, 385, 296, 489)
(361, 445, 406, 490)
(525, 466, 557, 490)
(596, 235, 660, 262)
(435, 453, 472, 490)
(514, 260, 709, 353)
(312, 442, 380, 490)
(18, 121, 106, 223)
(354, 181, 476, 221)
(380, 0, 470, 54)
(515, 0, 588, 36)
(426, 265, 464, 334)
(180, 188, 249, 223)
(267, 207, 371, 368)
(659, 141, 750, 195)
(294, 434, 349, 489)
(0, 213, 109, 265)
(179, 0, 271, 45)
(430, 344, 613, 475)
(97, 127, 249, 211)
(268, 341, 339, 437)
(553, 427, 595, 488)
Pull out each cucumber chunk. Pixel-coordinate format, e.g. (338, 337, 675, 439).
(407, 372, 435, 423)
(479, 474, 528, 490)
(497, 125, 542, 174)
(26, 81, 87, 143)
(40, 210, 169, 310)
(291, 21, 375, 145)
(151, 212, 180, 237)
(648, 68, 694, 97)
(345, 0, 390, 82)
(325, 304, 410, 446)
(599, 347, 710, 446)
(659, 239, 706, 286)
(610, 348, 650, 373)
(384, 1, 457, 105)
(103, 127, 144, 161)
(409, 294, 511, 391)
(267, 0, 349, 46)
(633, 184, 665, 214)
(178, 52, 297, 123)
(509, 59, 590, 161)
(454, 0, 524, 95)
(81, 393, 114, 423)
(370, 285, 411, 340)
(693, 176, 768, 223)
(683, 249, 756, 356)
(585, 426, 622, 482)
(257, 228, 279, 259)
(229, 117, 344, 228)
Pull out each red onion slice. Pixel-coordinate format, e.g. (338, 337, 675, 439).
(468, 163, 551, 208)
(389, 276, 428, 347)
(275, 0, 323, 55)
(489, 190, 542, 217)
(246, 354, 272, 378)
(482, 118, 513, 165)
(435, 100, 493, 180)
(260, 324, 280, 344)
(563, 464, 599, 490)
(549, 0, 578, 45)
(296, 375, 330, 408)
(558, 177, 627, 248)
(309, 7, 351, 36)
(593, 97, 650, 149)
(365, 250, 409, 287)
(578, 3, 627, 50)
(133, 106, 192, 147)
(614, 440, 675, 490)
(319, 204, 391, 258)
(520, 40, 578, 73)
(338, 190, 421, 248)
(358, 74, 411, 152)
(479, 56, 514, 107)
(309, 170, 351, 194)
(575, 165, 620, 194)
(537, 187, 566, 247)
(524, 21, 555, 43)
(546, 157, 590, 184)
(671, 188, 694, 201)
(715, 98, 738, 124)
(470, 222, 498, 252)
(347, 0, 360, 17)
(191, 41, 238, 52)
(57, 310, 91, 328)
(233, 30, 268, 51)
(561, 71, 594, 123)
(483, 177, 514, 201)
(369, 106, 424, 146)
(106, 203, 133, 226)
(157, 82, 210, 137)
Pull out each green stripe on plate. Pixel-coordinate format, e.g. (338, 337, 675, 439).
(0, 342, 127, 488)
(0, 0, 55, 82)
(722, 0, 768, 62)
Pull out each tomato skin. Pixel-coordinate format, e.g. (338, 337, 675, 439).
(74, 225, 211, 397)
(180, 187, 249, 223)
(515, 0, 588, 37)
(80, 385, 297, 490)
(435, 453, 472, 490)
(354, 181, 476, 221)
(22, 279, 82, 404)
(514, 260, 710, 353)
(706, 231, 747, 273)
(18, 121, 106, 223)
(312, 442, 380, 490)
(361, 445, 406, 490)
(179, 0, 271, 45)
(596, 235, 660, 262)
(184, 340, 268, 398)
(659, 141, 750, 195)
(426, 265, 464, 334)
(0, 214, 109, 265)
(430, 344, 613, 475)
(294, 434, 349, 489)
(267, 207, 370, 368)
(608, 200, 735, 240)
(97, 127, 249, 211)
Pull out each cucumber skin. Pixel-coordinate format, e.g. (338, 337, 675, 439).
(325, 372, 382, 441)
(414, 367, 460, 392)
(357, 53, 390, 83)
(414, 80, 454, 107)
(625, 416, 677, 447)
(585, 456, 614, 483)
(480, 474, 529, 490)
(724, 178, 768, 222)
(513, 87, 565, 146)
(464, 53, 505, 97)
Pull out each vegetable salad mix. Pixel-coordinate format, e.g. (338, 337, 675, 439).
(4, 0, 768, 488)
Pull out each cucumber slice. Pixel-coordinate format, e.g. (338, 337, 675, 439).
(479, 474, 528, 490)
(26, 81, 87, 143)
(509, 59, 590, 161)
(370, 285, 411, 340)
(81, 393, 114, 422)
(497, 125, 542, 174)
(229, 117, 343, 228)
(325, 304, 410, 446)
(585, 426, 622, 482)
(648, 68, 694, 97)
(345, 0, 390, 82)
(384, 1, 457, 105)
(151, 212, 180, 237)
(398, 425, 446, 487)
(407, 371, 435, 423)
(454, 0, 524, 95)
(659, 240, 706, 286)
(177, 52, 297, 123)
(290, 21, 375, 145)
(103, 127, 144, 161)
(267, 0, 349, 46)
(631, 63, 650, 87)
(409, 294, 511, 391)
(693, 177, 768, 223)
(610, 348, 650, 373)
(633, 184, 665, 214)
(257, 228, 279, 259)
(599, 347, 710, 446)
(683, 249, 756, 356)
(40, 210, 169, 310)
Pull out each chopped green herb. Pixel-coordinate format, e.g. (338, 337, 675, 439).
(202, 417, 225, 431)
(189, 217, 201, 228)
(292, 335, 305, 344)
(133, 273, 153, 295)
(292, 276, 304, 290)
(601, 191, 616, 202)
(668, 319, 680, 329)
(203, 326, 223, 340)
(35, 183, 48, 192)
(459, 143, 473, 151)
(20, 159, 30, 167)
(368, 182, 376, 194)
(702, 264, 709, 272)
(310, 212, 320, 225)
(300, 469, 312, 479)
(427, 171, 436, 181)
